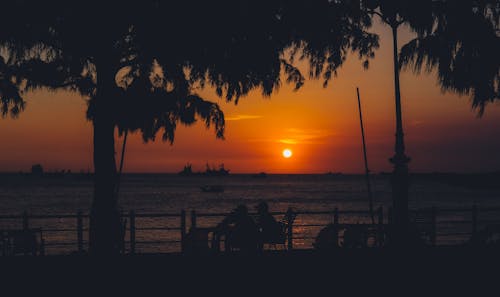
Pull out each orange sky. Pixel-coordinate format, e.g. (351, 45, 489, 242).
(1, 23, 500, 174)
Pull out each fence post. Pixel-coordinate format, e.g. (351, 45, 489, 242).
(22, 211, 29, 230)
(287, 208, 293, 250)
(430, 207, 437, 247)
(377, 207, 384, 247)
(472, 204, 478, 237)
(21, 211, 29, 255)
(129, 210, 136, 255)
(180, 210, 186, 252)
(77, 211, 83, 253)
(332, 207, 340, 247)
(191, 210, 197, 230)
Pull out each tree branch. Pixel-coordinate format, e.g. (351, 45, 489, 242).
(57, 81, 79, 88)
(367, 9, 384, 20)
(366, 8, 404, 28)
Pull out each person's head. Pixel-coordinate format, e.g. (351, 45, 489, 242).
(256, 201, 269, 214)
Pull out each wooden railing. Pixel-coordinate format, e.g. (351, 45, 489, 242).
(1, 205, 499, 255)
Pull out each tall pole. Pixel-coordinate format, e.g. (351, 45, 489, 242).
(356, 88, 375, 225)
(115, 130, 128, 196)
(390, 24, 410, 246)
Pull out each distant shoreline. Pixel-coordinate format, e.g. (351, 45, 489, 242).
(1, 171, 499, 189)
(1, 171, 499, 176)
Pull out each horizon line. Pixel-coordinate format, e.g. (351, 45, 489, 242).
(2, 171, 500, 175)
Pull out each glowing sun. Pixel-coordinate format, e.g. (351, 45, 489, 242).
(282, 149, 293, 159)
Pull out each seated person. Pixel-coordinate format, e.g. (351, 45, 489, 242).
(343, 224, 367, 248)
(313, 224, 340, 250)
(215, 205, 260, 252)
(255, 201, 284, 246)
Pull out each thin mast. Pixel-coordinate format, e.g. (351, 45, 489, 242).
(356, 88, 375, 224)
(115, 130, 128, 198)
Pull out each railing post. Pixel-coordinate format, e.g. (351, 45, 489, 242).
(180, 210, 186, 252)
(77, 211, 83, 253)
(377, 207, 384, 247)
(191, 210, 197, 230)
(387, 206, 393, 246)
(21, 211, 29, 255)
(472, 204, 478, 237)
(129, 210, 136, 255)
(22, 211, 29, 230)
(377, 207, 384, 225)
(332, 208, 339, 248)
(287, 208, 293, 250)
(430, 207, 437, 247)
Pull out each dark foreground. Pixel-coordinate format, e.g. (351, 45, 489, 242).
(2, 248, 499, 294)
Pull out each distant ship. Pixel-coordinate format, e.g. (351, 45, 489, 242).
(178, 163, 230, 176)
(325, 171, 343, 176)
(252, 172, 267, 178)
(204, 163, 230, 176)
(178, 163, 194, 176)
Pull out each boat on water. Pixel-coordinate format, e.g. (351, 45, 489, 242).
(204, 163, 230, 176)
(178, 163, 194, 176)
(325, 171, 343, 176)
(200, 185, 225, 193)
(178, 163, 230, 177)
(252, 172, 267, 178)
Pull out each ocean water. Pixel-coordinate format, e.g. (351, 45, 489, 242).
(1, 174, 499, 253)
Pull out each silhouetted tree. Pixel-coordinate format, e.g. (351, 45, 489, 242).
(400, 0, 500, 116)
(358, 0, 499, 246)
(0, 1, 57, 117)
(0, 57, 24, 117)
(1, 0, 379, 254)
(279, 1, 379, 85)
(1, 1, 235, 254)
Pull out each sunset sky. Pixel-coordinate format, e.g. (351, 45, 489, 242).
(1, 22, 500, 174)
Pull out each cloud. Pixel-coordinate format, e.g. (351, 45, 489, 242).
(278, 139, 299, 145)
(225, 114, 263, 121)
(241, 128, 335, 145)
(278, 128, 335, 145)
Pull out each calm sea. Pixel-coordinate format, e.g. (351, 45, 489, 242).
(1, 174, 499, 253)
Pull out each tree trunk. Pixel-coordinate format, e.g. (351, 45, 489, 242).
(88, 54, 121, 255)
(390, 24, 411, 247)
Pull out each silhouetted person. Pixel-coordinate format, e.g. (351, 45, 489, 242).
(343, 224, 367, 248)
(313, 224, 340, 250)
(216, 205, 259, 253)
(255, 201, 282, 248)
